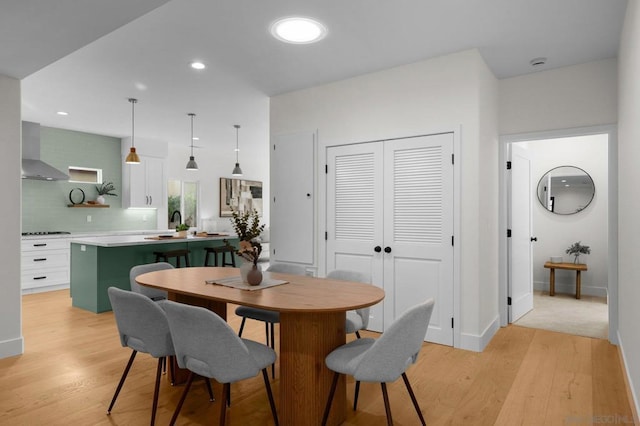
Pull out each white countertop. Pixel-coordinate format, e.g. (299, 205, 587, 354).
(21, 229, 173, 240)
(69, 233, 234, 247)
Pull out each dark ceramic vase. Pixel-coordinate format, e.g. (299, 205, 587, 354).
(247, 264, 263, 286)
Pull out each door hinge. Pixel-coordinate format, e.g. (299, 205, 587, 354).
(451, 153, 454, 165)
(451, 235, 454, 246)
(325, 164, 328, 174)
(507, 297, 512, 306)
(273, 144, 276, 150)
(451, 317, 454, 328)
(273, 196, 276, 203)
(325, 231, 328, 240)
(507, 229, 512, 238)
(273, 248, 276, 255)
(506, 161, 512, 170)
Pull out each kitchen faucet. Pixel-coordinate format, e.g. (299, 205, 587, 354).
(170, 210, 182, 224)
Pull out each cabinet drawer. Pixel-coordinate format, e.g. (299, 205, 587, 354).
(21, 268, 69, 289)
(22, 251, 70, 271)
(21, 239, 70, 252)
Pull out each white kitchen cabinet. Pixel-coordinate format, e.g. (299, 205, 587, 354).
(21, 238, 70, 292)
(123, 155, 165, 208)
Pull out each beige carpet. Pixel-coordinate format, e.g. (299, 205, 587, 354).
(514, 291, 608, 339)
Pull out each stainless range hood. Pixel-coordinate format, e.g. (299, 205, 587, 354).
(21, 121, 69, 181)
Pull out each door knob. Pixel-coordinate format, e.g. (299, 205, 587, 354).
(384, 246, 392, 253)
(374, 246, 382, 253)
(531, 237, 538, 242)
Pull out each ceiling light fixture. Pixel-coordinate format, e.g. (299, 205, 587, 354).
(56, 111, 68, 116)
(186, 113, 198, 171)
(270, 17, 327, 44)
(125, 98, 140, 164)
(190, 61, 206, 70)
(231, 124, 243, 177)
(530, 57, 547, 67)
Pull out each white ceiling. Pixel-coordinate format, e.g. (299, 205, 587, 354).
(2, 0, 628, 151)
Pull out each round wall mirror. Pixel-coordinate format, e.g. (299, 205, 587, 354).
(536, 166, 595, 215)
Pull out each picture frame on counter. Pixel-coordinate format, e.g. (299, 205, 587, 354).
(219, 178, 263, 217)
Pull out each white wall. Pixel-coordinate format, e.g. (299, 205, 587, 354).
(271, 49, 500, 350)
(520, 135, 608, 295)
(499, 58, 618, 135)
(618, 0, 640, 416)
(0, 74, 23, 358)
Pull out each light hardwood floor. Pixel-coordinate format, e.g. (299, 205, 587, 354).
(0, 290, 634, 425)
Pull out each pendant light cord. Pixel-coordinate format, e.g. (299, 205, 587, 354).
(129, 98, 137, 148)
(235, 124, 240, 162)
(189, 113, 195, 155)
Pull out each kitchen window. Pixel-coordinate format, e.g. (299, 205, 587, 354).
(168, 180, 199, 228)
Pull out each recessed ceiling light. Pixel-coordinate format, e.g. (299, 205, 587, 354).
(190, 61, 206, 70)
(270, 17, 327, 44)
(530, 57, 547, 67)
(192, 137, 199, 141)
(56, 111, 68, 116)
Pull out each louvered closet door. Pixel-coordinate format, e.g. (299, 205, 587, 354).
(383, 134, 454, 345)
(327, 142, 385, 332)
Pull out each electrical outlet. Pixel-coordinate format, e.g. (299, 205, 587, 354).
(86, 215, 92, 223)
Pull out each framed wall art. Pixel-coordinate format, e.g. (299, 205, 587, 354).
(220, 178, 263, 217)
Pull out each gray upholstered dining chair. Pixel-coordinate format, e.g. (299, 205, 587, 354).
(321, 298, 435, 426)
(326, 269, 371, 338)
(129, 262, 174, 301)
(235, 262, 306, 378)
(162, 300, 279, 426)
(106, 287, 214, 425)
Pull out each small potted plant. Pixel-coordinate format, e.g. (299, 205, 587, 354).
(176, 223, 190, 238)
(95, 181, 117, 204)
(566, 241, 591, 264)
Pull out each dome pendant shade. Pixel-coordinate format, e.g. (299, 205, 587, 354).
(186, 113, 198, 170)
(231, 124, 243, 177)
(125, 147, 140, 164)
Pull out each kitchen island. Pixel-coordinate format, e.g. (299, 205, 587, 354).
(70, 234, 237, 313)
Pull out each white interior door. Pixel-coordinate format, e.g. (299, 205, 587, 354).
(509, 143, 534, 322)
(326, 133, 454, 344)
(326, 142, 385, 331)
(383, 134, 454, 345)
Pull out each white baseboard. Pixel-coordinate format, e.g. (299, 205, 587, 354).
(0, 337, 24, 359)
(533, 281, 607, 298)
(459, 315, 500, 352)
(21, 284, 69, 295)
(616, 331, 640, 424)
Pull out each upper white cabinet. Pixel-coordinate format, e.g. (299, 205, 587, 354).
(121, 138, 167, 208)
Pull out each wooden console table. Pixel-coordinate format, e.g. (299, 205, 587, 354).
(544, 261, 588, 299)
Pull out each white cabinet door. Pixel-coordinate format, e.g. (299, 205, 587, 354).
(327, 133, 454, 345)
(123, 156, 165, 208)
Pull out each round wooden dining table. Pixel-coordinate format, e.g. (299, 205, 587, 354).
(136, 266, 385, 426)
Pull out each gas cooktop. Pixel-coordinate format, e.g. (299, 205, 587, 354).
(21, 231, 71, 236)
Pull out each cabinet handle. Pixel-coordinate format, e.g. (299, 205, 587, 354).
(33, 276, 47, 280)
(531, 237, 538, 242)
(33, 243, 47, 247)
(374, 246, 382, 253)
(384, 246, 392, 253)
(33, 258, 47, 262)
(149, 195, 152, 204)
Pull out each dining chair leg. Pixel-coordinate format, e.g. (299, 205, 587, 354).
(169, 371, 195, 426)
(321, 372, 340, 426)
(402, 373, 426, 425)
(262, 369, 279, 425)
(107, 350, 137, 414)
(169, 356, 175, 386)
(238, 318, 247, 337)
(151, 358, 163, 426)
(220, 383, 230, 426)
(270, 322, 276, 379)
(381, 382, 393, 426)
(355, 331, 361, 339)
(353, 381, 361, 410)
(205, 377, 215, 402)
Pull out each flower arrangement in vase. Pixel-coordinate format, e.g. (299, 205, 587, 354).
(565, 241, 591, 264)
(225, 209, 265, 284)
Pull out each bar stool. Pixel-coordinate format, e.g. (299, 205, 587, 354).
(153, 249, 191, 268)
(203, 246, 236, 267)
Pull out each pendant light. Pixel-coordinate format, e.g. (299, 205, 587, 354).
(186, 113, 198, 170)
(231, 124, 243, 176)
(125, 98, 140, 164)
